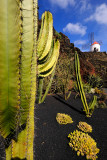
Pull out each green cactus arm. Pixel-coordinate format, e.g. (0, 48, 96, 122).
(64, 70, 71, 100)
(76, 54, 89, 114)
(89, 95, 97, 110)
(38, 40, 60, 73)
(19, 0, 34, 125)
(37, 11, 49, 58)
(40, 69, 56, 104)
(0, 0, 20, 138)
(39, 12, 53, 60)
(20, 0, 37, 158)
(75, 53, 86, 109)
(75, 52, 89, 115)
(38, 40, 54, 65)
(37, 78, 44, 104)
(64, 91, 71, 100)
(37, 12, 45, 41)
(39, 53, 59, 78)
(11, 0, 38, 159)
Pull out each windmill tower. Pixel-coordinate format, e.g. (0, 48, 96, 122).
(82, 32, 102, 52)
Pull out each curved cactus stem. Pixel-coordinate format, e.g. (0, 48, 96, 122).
(39, 12, 53, 60)
(37, 11, 53, 60)
(88, 95, 97, 116)
(38, 40, 60, 74)
(64, 91, 71, 100)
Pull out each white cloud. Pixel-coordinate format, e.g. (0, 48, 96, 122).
(85, 3, 107, 25)
(74, 40, 87, 45)
(63, 23, 87, 36)
(80, 0, 91, 12)
(49, 0, 75, 9)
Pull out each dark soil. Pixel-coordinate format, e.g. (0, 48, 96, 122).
(34, 93, 107, 160)
(0, 93, 107, 160)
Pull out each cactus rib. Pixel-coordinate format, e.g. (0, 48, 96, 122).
(38, 40, 60, 73)
(75, 52, 89, 115)
(37, 11, 49, 58)
(39, 12, 53, 60)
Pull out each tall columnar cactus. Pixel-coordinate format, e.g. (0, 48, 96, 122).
(0, 0, 60, 160)
(75, 52, 97, 117)
(75, 52, 89, 116)
(37, 12, 60, 104)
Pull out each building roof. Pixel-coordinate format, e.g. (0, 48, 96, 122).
(92, 41, 100, 45)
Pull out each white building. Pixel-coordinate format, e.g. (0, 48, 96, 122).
(90, 41, 100, 52)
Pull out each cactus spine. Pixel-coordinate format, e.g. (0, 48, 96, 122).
(0, 0, 60, 159)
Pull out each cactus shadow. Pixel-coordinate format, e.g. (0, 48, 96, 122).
(53, 94, 84, 115)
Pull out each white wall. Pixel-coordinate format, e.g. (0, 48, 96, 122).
(90, 44, 100, 52)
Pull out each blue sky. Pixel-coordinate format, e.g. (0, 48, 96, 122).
(38, 0, 107, 52)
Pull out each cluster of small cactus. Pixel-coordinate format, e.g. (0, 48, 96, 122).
(68, 130, 100, 160)
(77, 122, 92, 133)
(56, 113, 73, 124)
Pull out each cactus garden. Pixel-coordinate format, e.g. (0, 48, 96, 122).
(0, 0, 107, 160)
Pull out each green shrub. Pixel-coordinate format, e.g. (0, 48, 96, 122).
(87, 74, 103, 88)
(55, 31, 62, 39)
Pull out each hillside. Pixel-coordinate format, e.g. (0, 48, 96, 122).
(54, 30, 107, 87)
(38, 20, 107, 87)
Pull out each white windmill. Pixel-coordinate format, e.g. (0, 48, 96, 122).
(82, 32, 102, 52)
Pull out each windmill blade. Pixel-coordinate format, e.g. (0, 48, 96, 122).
(88, 32, 94, 45)
(97, 40, 102, 45)
(82, 43, 90, 50)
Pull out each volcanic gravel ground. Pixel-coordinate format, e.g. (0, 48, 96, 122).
(34, 93, 107, 160)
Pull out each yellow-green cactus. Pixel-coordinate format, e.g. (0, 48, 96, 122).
(77, 122, 92, 133)
(37, 13, 60, 104)
(68, 130, 99, 160)
(0, 0, 60, 160)
(56, 113, 73, 124)
(75, 52, 97, 117)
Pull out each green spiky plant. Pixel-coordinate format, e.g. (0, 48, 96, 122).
(37, 11, 60, 104)
(0, 1, 60, 159)
(37, 38, 60, 103)
(75, 52, 97, 117)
